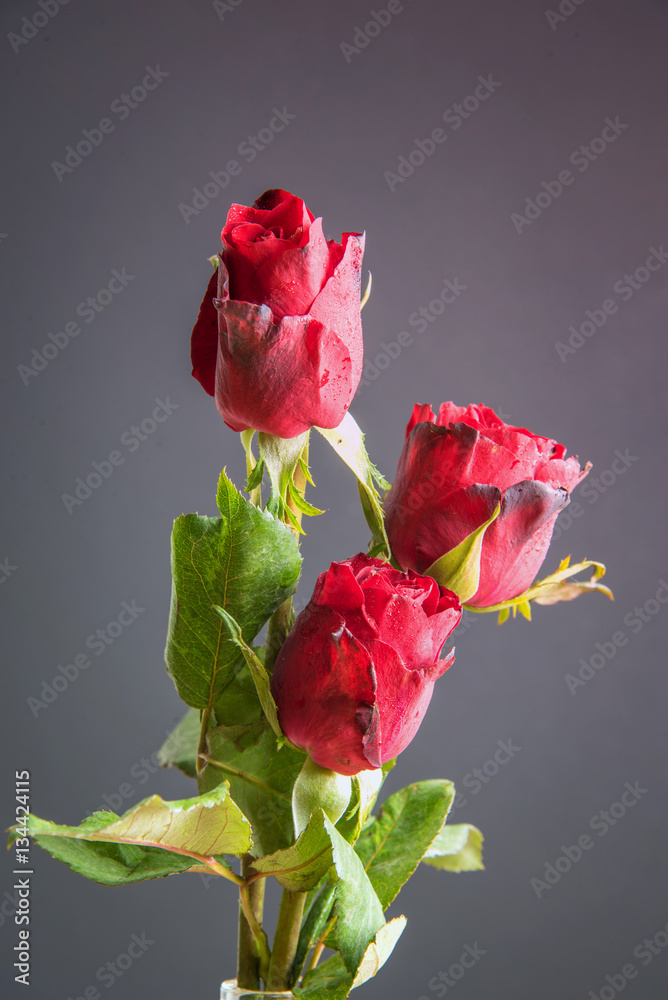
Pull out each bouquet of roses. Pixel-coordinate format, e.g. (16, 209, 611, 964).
(15, 189, 611, 999)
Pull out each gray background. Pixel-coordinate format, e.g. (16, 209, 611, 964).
(1, 0, 667, 997)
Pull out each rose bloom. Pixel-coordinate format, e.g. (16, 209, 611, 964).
(191, 188, 365, 438)
(271, 554, 462, 775)
(385, 403, 590, 607)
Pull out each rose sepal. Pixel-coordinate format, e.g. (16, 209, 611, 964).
(465, 555, 614, 623)
(292, 758, 353, 838)
(335, 768, 385, 845)
(424, 502, 501, 602)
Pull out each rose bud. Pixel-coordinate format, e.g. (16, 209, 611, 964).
(270, 554, 462, 776)
(191, 188, 365, 438)
(385, 403, 591, 608)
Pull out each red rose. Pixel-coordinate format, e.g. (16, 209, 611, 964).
(385, 403, 590, 607)
(270, 554, 461, 776)
(191, 189, 365, 438)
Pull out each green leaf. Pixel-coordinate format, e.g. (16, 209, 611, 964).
(250, 810, 333, 892)
(156, 708, 200, 778)
(249, 813, 384, 974)
(212, 606, 286, 744)
(425, 503, 501, 603)
(350, 916, 407, 988)
(21, 826, 201, 887)
(327, 817, 385, 973)
(423, 824, 484, 873)
(213, 659, 265, 726)
(316, 413, 390, 558)
(295, 917, 406, 999)
(294, 959, 354, 1000)
(19, 786, 251, 887)
(294, 884, 337, 980)
(355, 780, 455, 909)
(198, 720, 304, 856)
(164, 469, 301, 714)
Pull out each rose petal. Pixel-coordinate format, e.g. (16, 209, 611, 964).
(271, 608, 377, 775)
(363, 639, 455, 764)
(225, 217, 338, 318)
(470, 479, 570, 606)
(190, 269, 219, 396)
(413, 483, 503, 573)
(214, 300, 354, 437)
(307, 231, 365, 388)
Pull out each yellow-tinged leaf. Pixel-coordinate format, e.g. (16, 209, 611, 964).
(351, 917, 407, 988)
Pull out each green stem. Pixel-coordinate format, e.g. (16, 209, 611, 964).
(196, 706, 212, 776)
(243, 433, 262, 507)
(266, 889, 308, 991)
(237, 856, 267, 989)
(303, 915, 336, 976)
(265, 597, 294, 674)
(238, 878, 271, 987)
(264, 438, 308, 673)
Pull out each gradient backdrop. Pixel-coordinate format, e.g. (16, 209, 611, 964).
(2, 1, 667, 998)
